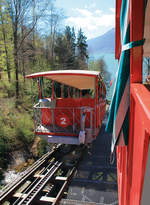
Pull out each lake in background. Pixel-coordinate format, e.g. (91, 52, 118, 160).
(89, 52, 118, 78)
(89, 52, 148, 101)
(89, 52, 118, 101)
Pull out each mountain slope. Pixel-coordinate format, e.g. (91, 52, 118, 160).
(87, 28, 115, 54)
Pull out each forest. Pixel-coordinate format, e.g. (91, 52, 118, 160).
(0, 0, 111, 181)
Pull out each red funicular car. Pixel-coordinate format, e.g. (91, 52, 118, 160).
(26, 70, 106, 145)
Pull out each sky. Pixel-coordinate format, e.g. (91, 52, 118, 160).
(55, 0, 115, 40)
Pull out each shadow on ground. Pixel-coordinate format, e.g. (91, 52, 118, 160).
(61, 115, 118, 205)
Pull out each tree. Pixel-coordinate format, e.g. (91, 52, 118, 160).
(5, 0, 52, 99)
(76, 28, 88, 69)
(44, 3, 64, 64)
(64, 26, 76, 69)
(54, 26, 76, 69)
(0, 1, 13, 82)
(54, 33, 68, 69)
(88, 58, 111, 90)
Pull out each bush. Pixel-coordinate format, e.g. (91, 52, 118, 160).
(15, 114, 34, 145)
(37, 139, 48, 157)
(0, 136, 10, 169)
(3, 80, 16, 98)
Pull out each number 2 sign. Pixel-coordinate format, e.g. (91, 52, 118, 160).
(56, 113, 70, 128)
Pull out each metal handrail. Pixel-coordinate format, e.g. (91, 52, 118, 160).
(33, 105, 94, 135)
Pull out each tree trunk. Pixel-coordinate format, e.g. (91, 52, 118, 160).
(0, 12, 11, 82)
(22, 58, 26, 85)
(14, 30, 19, 99)
(15, 52, 19, 99)
(4, 42, 11, 82)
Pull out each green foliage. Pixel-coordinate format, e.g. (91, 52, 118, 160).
(0, 1, 14, 81)
(14, 114, 34, 145)
(88, 58, 111, 89)
(76, 28, 88, 69)
(2, 80, 16, 97)
(37, 139, 48, 157)
(55, 26, 88, 70)
(64, 26, 76, 69)
(0, 115, 12, 169)
(88, 58, 111, 100)
(54, 33, 68, 69)
(0, 96, 34, 171)
(0, 137, 10, 169)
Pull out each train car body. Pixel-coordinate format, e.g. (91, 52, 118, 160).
(26, 70, 106, 145)
(107, 0, 150, 204)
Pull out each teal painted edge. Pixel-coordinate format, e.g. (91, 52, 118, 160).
(122, 39, 145, 51)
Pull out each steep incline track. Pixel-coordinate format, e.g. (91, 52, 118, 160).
(0, 145, 85, 205)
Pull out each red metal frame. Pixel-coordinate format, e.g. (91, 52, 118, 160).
(115, 0, 122, 60)
(115, 0, 150, 204)
(38, 80, 42, 99)
(34, 131, 77, 137)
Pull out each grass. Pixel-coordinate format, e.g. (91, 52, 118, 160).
(0, 71, 48, 180)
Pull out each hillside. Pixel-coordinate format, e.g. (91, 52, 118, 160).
(87, 28, 115, 54)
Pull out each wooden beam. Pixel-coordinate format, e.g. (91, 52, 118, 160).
(13, 193, 27, 198)
(55, 176, 67, 181)
(40, 196, 55, 203)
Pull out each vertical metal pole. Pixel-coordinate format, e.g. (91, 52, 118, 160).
(31, 80, 34, 105)
(90, 110, 93, 129)
(38, 79, 42, 99)
(68, 87, 70, 98)
(52, 109, 55, 131)
(73, 88, 74, 98)
(52, 80, 54, 99)
(94, 77, 97, 132)
(77, 89, 79, 98)
(96, 77, 98, 104)
(61, 85, 63, 98)
(31, 80, 36, 132)
(80, 108, 82, 131)
(33, 106, 36, 132)
(73, 108, 75, 133)
(99, 83, 101, 99)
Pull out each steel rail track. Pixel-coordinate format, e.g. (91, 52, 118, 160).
(13, 162, 55, 205)
(0, 145, 86, 205)
(0, 145, 61, 203)
(17, 161, 63, 205)
(52, 147, 86, 205)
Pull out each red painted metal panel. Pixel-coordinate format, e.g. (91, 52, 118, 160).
(130, 0, 144, 83)
(126, 0, 145, 204)
(34, 131, 77, 137)
(117, 146, 127, 205)
(38, 96, 105, 138)
(128, 84, 150, 205)
(116, 0, 147, 204)
(41, 108, 52, 125)
(131, 84, 150, 134)
(117, 85, 150, 205)
(115, 0, 122, 59)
